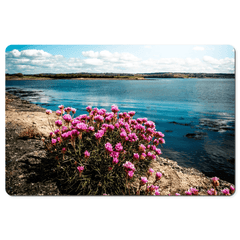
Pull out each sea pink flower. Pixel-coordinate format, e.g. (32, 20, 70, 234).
(71, 108, 76, 114)
(58, 105, 64, 109)
(110, 151, 120, 159)
(175, 193, 180, 196)
(221, 188, 230, 195)
(155, 190, 160, 196)
(61, 126, 68, 132)
(84, 150, 90, 159)
(140, 153, 146, 160)
(86, 106, 92, 112)
(133, 153, 139, 160)
(76, 122, 88, 132)
(190, 187, 199, 195)
(54, 129, 60, 135)
(63, 114, 72, 123)
(94, 130, 105, 140)
(46, 109, 52, 115)
(71, 129, 80, 137)
(77, 166, 84, 173)
(64, 107, 72, 113)
(185, 191, 192, 195)
(111, 104, 119, 113)
(155, 148, 162, 155)
(87, 126, 95, 132)
(108, 124, 115, 131)
(62, 147, 67, 154)
(211, 176, 220, 187)
(108, 167, 113, 171)
(94, 115, 104, 122)
(56, 110, 62, 116)
(123, 161, 135, 172)
(115, 142, 123, 152)
(49, 132, 54, 137)
(112, 158, 119, 165)
(55, 120, 62, 127)
(51, 138, 57, 145)
(155, 132, 164, 138)
(128, 111, 135, 117)
(156, 172, 162, 180)
(149, 185, 156, 192)
(105, 142, 113, 153)
(120, 131, 127, 138)
(140, 177, 148, 185)
(128, 170, 134, 179)
(230, 185, 235, 194)
(139, 144, 146, 153)
(128, 133, 138, 142)
(148, 168, 154, 175)
(207, 189, 217, 195)
(159, 138, 165, 144)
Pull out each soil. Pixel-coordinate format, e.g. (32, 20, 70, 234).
(5, 92, 235, 196)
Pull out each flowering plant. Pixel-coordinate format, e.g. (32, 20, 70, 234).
(44, 105, 165, 195)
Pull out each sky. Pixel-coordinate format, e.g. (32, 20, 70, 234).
(5, 45, 235, 74)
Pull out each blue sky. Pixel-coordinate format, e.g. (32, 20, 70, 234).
(5, 45, 235, 74)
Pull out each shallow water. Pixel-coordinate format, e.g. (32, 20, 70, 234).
(6, 78, 235, 183)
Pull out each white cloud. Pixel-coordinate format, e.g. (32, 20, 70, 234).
(193, 46, 205, 51)
(5, 49, 235, 74)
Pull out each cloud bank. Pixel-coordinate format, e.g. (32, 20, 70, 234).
(5, 49, 235, 74)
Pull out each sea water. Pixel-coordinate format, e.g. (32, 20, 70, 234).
(6, 78, 235, 183)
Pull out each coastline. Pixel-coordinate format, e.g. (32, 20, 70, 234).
(5, 92, 235, 195)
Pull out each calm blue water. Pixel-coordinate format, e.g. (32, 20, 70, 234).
(6, 78, 235, 183)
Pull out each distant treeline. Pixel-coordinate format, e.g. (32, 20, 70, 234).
(6, 72, 235, 79)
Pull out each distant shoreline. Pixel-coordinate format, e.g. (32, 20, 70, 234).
(5, 76, 235, 81)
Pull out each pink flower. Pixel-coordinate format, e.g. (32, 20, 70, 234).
(94, 115, 104, 122)
(140, 177, 148, 185)
(112, 158, 119, 165)
(175, 193, 180, 196)
(58, 105, 64, 109)
(110, 151, 120, 159)
(159, 138, 165, 144)
(64, 107, 72, 113)
(155, 190, 160, 196)
(155, 148, 162, 155)
(185, 191, 192, 195)
(76, 122, 88, 132)
(63, 114, 72, 123)
(46, 109, 52, 115)
(86, 106, 92, 112)
(211, 176, 220, 187)
(211, 177, 219, 182)
(51, 138, 57, 145)
(77, 166, 84, 173)
(155, 132, 164, 138)
(84, 150, 90, 159)
(55, 120, 62, 127)
(120, 131, 127, 138)
(71, 108, 76, 114)
(189, 187, 199, 195)
(133, 153, 139, 160)
(140, 153, 146, 160)
(230, 185, 235, 193)
(108, 124, 115, 131)
(148, 168, 154, 175)
(49, 132, 54, 137)
(221, 188, 230, 195)
(128, 170, 134, 179)
(87, 126, 95, 132)
(61, 126, 68, 132)
(105, 142, 113, 153)
(123, 161, 135, 172)
(54, 129, 60, 135)
(56, 110, 62, 116)
(156, 172, 162, 180)
(94, 130, 105, 140)
(139, 144, 146, 153)
(115, 142, 123, 152)
(207, 189, 217, 195)
(111, 104, 119, 113)
(62, 147, 67, 154)
(128, 111, 135, 117)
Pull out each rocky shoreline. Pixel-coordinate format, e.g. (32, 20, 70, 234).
(5, 92, 235, 196)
